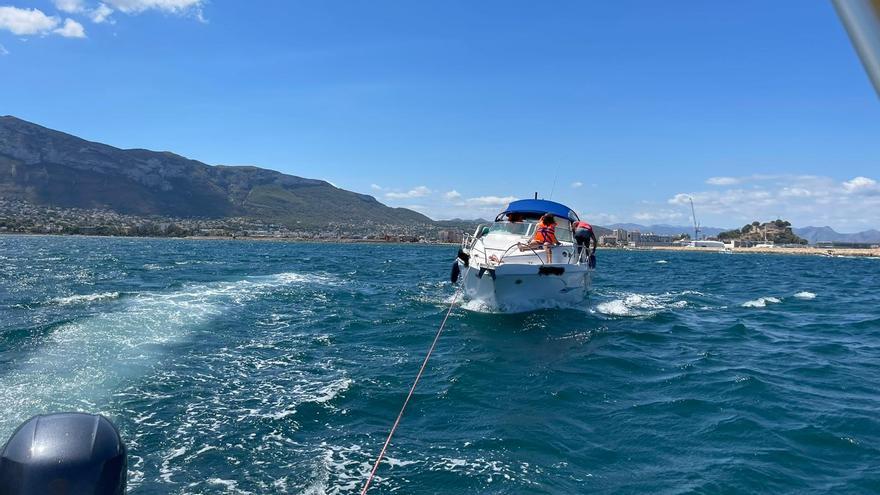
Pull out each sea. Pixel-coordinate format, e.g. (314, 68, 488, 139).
(0, 235, 878, 494)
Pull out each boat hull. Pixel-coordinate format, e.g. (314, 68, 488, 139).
(458, 261, 591, 312)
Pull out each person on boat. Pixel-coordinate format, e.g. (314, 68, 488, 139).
(572, 220, 597, 266)
(520, 213, 560, 262)
(506, 212, 524, 223)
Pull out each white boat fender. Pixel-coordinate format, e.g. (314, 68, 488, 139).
(0, 413, 127, 494)
(456, 249, 470, 267)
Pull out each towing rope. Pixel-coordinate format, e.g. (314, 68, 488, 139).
(360, 278, 465, 494)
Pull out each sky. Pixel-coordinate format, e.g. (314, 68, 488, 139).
(1, 0, 879, 231)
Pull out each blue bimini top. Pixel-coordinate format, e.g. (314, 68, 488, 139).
(497, 199, 580, 222)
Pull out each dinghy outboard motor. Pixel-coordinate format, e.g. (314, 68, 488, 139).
(0, 413, 127, 494)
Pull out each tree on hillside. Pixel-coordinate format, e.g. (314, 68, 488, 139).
(718, 229, 742, 240)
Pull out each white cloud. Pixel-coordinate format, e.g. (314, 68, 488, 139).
(0, 7, 86, 38)
(706, 176, 740, 186)
(54, 18, 86, 38)
(668, 193, 692, 206)
(842, 176, 879, 195)
(54, 0, 86, 13)
(385, 186, 431, 199)
(465, 195, 517, 207)
(571, 181, 583, 188)
(370, 184, 382, 191)
(633, 210, 685, 222)
(580, 212, 619, 225)
(0, 43, 8, 56)
(0, 6, 59, 35)
(103, 0, 205, 15)
(91, 4, 114, 23)
(444, 190, 462, 200)
(52, 1, 115, 24)
(779, 187, 812, 198)
(667, 174, 880, 231)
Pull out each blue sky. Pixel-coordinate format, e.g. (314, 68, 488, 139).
(2, 0, 879, 231)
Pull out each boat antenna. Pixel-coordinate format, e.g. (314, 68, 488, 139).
(688, 196, 701, 241)
(548, 164, 560, 200)
(534, 191, 538, 200)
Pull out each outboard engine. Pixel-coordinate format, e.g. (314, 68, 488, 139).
(0, 413, 127, 495)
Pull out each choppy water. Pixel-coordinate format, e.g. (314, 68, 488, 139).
(1, 236, 878, 494)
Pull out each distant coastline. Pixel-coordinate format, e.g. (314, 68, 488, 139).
(609, 245, 880, 258)
(0, 232, 459, 247)
(3, 232, 878, 257)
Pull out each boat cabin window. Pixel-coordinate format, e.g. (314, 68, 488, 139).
(488, 221, 533, 236)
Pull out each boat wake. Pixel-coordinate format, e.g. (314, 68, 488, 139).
(49, 291, 122, 306)
(0, 271, 338, 439)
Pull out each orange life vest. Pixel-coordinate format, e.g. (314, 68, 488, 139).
(534, 223, 558, 244)
(573, 221, 592, 231)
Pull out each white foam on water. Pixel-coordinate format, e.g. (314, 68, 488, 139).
(430, 456, 538, 485)
(313, 377, 353, 404)
(302, 443, 536, 493)
(147, 331, 353, 491)
(794, 291, 817, 300)
(460, 295, 590, 314)
(655, 260, 669, 264)
(0, 271, 336, 439)
(206, 478, 254, 495)
(742, 296, 782, 308)
(49, 291, 120, 306)
(460, 298, 496, 313)
(142, 263, 172, 271)
(596, 292, 689, 317)
(304, 443, 373, 495)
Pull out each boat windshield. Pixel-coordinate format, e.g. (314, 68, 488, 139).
(556, 219, 573, 242)
(488, 219, 575, 242)
(488, 222, 533, 236)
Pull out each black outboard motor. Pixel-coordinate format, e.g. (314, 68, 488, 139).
(0, 413, 127, 495)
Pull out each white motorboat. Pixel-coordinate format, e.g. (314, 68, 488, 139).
(451, 199, 593, 312)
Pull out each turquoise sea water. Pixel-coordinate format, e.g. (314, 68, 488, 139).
(0, 235, 878, 494)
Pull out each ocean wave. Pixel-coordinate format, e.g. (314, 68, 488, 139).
(742, 296, 782, 308)
(50, 291, 121, 306)
(311, 377, 353, 404)
(794, 291, 817, 300)
(142, 263, 172, 271)
(596, 292, 688, 317)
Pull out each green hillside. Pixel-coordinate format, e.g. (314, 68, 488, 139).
(0, 116, 432, 227)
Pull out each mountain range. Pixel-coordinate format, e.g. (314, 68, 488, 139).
(4, 116, 880, 241)
(791, 226, 880, 244)
(0, 116, 431, 227)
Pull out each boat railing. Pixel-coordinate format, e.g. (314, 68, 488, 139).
(463, 232, 586, 268)
(497, 243, 546, 265)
